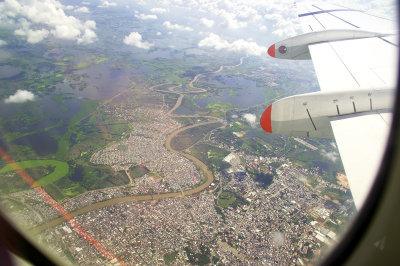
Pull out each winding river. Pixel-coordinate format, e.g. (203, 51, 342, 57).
(30, 57, 246, 234)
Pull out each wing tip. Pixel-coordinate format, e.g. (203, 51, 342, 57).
(260, 104, 273, 133)
(268, 44, 275, 58)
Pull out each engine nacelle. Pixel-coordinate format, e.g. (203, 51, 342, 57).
(260, 88, 394, 138)
(267, 29, 390, 60)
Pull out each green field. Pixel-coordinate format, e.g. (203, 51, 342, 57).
(321, 187, 353, 204)
(247, 167, 275, 189)
(206, 101, 234, 111)
(170, 122, 222, 151)
(52, 163, 129, 200)
(217, 190, 248, 209)
(55, 99, 100, 160)
(0, 160, 69, 186)
(128, 165, 149, 179)
(173, 117, 209, 127)
(180, 96, 203, 113)
(184, 246, 211, 265)
(75, 55, 108, 69)
(286, 149, 343, 183)
(0, 96, 132, 200)
(187, 143, 230, 172)
(57, 98, 132, 162)
(163, 251, 178, 265)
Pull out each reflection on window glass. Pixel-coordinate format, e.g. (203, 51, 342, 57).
(0, 0, 396, 265)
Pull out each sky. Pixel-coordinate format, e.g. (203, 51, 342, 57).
(0, 0, 396, 104)
(0, 0, 396, 51)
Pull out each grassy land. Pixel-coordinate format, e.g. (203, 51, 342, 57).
(53, 163, 129, 199)
(75, 55, 108, 69)
(42, 183, 67, 202)
(170, 122, 222, 151)
(51, 94, 67, 111)
(184, 246, 211, 266)
(321, 187, 353, 204)
(217, 190, 248, 209)
(55, 99, 100, 160)
(128, 165, 149, 179)
(247, 167, 275, 189)
(187, 143, 230, 172)
(163, 251, 178, 265)
(206, 101, 234, 111)
(180, 96, 203, 113)
(45, 99, 131, 199)
(0, 160, 69, 186)
(69, 100, 100, 126)
(286, 148, 343, 183)
(173, 117, 209, 127)
(4, 120, 64, 143)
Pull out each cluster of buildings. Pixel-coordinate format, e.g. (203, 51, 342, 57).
(91, 105, 201, 192)
(214, 155, 347, 265)
(39, 194, 221, 265)
(30, 150, 353, 265)
(2, 100, 354, 265)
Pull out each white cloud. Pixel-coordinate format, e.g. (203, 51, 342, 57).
(51, 24, 81, 40)
(235, 5, 262, 22)
(243, 113, 257, 127)
(320, 149, 339, 162)
(135, 13, 157, 20)
(75, 6, 90, 13)
(0, 0, 98, 44)
(26, 29, 49, 43)
(189, 0, 306, 37)
(124, 32, 153, 49)
(0, 40, 6, 46)
(200, 17, 214, 28)
(4, 90, 35, 103)
(13, 19, 50, 44)
(159, 0, 183, 5)
(198, 33, 267, 56)
(163, 21, 193, 31)
(98, 0, 117, 7)
(269, 14, 302, 37)
(150, 7, 167, 14)
(78, 28, 97, 44)
(217, 9, 247, 29)
(156, 32, 162, 36)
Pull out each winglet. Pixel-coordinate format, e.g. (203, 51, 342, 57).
(260, 104, 272, 133)
(268, 44, 275, 57)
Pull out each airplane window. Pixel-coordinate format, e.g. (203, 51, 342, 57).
(0, 0, 397, 265)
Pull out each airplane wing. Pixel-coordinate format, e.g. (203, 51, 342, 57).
(261, 3, 398, 209)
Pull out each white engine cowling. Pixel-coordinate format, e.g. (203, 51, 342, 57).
(260, 88, 394, 138)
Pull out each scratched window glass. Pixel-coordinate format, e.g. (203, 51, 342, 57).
(0, 0, 396, 265)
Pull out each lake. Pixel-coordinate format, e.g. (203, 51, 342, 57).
(0, 65, 22, 79)
(194, 74, 266, 109)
